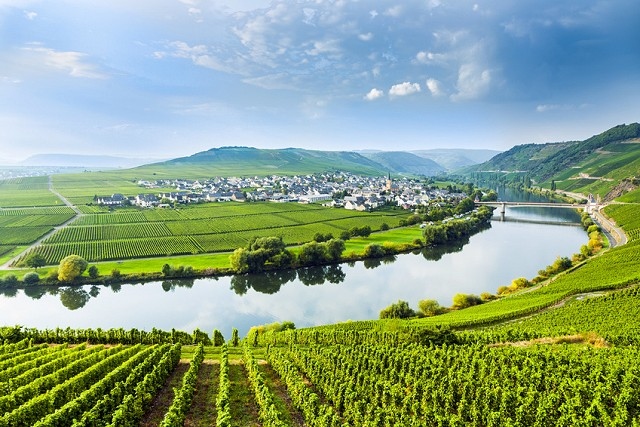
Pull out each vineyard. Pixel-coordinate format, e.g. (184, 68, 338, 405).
(0, 177, 62, 208)
(1, 330, 640, 426)
(21, 203, 406, 264)
(0, 207, 75, 247)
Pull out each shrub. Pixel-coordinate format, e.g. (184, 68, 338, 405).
(363, 244, 386, 258)
(88, 265, 99, 279)
(380, 300, 415, 319)
(418, 299, 445, 317)
(452, 293, 483, 310)
(23, 272, 40, 285)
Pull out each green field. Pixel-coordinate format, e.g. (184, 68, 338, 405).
(0, 176, 63, 207)
(18, 202, 407, 265)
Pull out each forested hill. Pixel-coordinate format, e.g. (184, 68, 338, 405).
(463, 123, 640, 197)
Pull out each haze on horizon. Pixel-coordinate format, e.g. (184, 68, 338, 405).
(1, 0, 639, 163)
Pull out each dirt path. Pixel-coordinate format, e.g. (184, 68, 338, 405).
(139, 360, 189, 426)
(229, 363, 261, 427)
(261, 362, 306, 427)
(184, 361, 218, 427)
(1, 175, 83, 269)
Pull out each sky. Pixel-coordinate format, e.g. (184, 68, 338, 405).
(0, 0, 639, 162)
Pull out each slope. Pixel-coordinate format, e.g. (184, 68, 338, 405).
(133, 147, 388, 178)
(359, 151, 445, 176)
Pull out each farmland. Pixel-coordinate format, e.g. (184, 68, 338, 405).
(1, 322, 640, 426)
(21, 203, 406, 265)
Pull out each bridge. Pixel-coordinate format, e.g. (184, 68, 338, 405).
(475, 201, 591, 214)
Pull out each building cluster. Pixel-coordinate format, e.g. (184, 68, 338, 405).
(96, 172, 467, 211)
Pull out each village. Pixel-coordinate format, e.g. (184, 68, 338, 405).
(95, 172, 468, 212)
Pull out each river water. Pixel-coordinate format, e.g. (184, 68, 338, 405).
(0, 190, 587, 337)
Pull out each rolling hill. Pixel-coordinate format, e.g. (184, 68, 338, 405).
(358, 151, 445, 176)
(463, 123, 640, 199)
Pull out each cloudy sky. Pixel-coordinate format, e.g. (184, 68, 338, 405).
(1, 0, 639, 162)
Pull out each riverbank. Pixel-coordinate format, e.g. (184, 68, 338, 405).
(0, 207, 496, 290)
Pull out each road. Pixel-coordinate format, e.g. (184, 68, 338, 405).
(591, 205, 627, 248)
(1, 176, 83, 269)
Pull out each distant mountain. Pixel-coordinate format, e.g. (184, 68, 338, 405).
(136, 147, 389, 178)
(19, 154, 163, 169)
(463, 123, 640, 198)
(359, 151, 446, 176)
(410, 149, 502, 171)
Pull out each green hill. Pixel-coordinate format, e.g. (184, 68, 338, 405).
(134, 147, 390, 178)
(359, 151, 445, 176)
(464, 123, 640, 198)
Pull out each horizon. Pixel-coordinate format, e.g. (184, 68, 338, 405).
(1, 0, 639, 162)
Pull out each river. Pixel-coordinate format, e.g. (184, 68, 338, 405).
(0, 190, 587, 337)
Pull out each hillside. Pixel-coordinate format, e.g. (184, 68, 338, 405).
(134, 147, 388, 178)
(359, 151, 445, 176)
(410, 148, 501, 170)
(464, 123, 640, 198)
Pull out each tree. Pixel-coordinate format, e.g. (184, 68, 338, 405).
(298, 241, 327, 266)
(88, 265, 99, 279)
(231, 328, 239, 347)
(509, 277, 531, 292)
(455, 197, 475, 215)
(57, 255, 88, 282)
(24, 253, 46, 269)
(379, 300, 415, 319)
(452, 293, 483, 310)
(325, 239, 346, 261)
(162, 263, 173, 277)
(23, 272, 40, 285)
(363, 244, 386, 258)
(423, 225, 446, 246)
(418, 299, 444, 317)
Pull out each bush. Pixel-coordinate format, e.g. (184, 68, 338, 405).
(379, 300, 415, 319)
(23, 272, 40, 285)
(452, 293, 483, 310)
(363, 244, 386, 258)
(88, 265, 99, 279)
(418, 299, 445, 317)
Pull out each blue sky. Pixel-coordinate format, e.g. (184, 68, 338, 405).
(1, 0, 639, 162)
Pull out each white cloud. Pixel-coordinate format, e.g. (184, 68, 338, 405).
(426, 78, 445, 97)
(415, 51, 447, 64)
(358, 32, 373, 42)
(23, 10, 36, 20)
(451, 63, 491, 101)
(389, 82, 421, 97)
(369, 10, 378, 19)
(536, 104, 583, 113)
(384, 5, 402, 17)
(305, 39, 341, 56)
(21, 46, 107, 79)
(364, 88, 384, 101)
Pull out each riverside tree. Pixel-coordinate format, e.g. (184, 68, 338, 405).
(24, 253, 46, 269)
(57, 254, 88, 282)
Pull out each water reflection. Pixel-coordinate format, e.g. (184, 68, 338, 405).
(0, 193, 588, 336)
